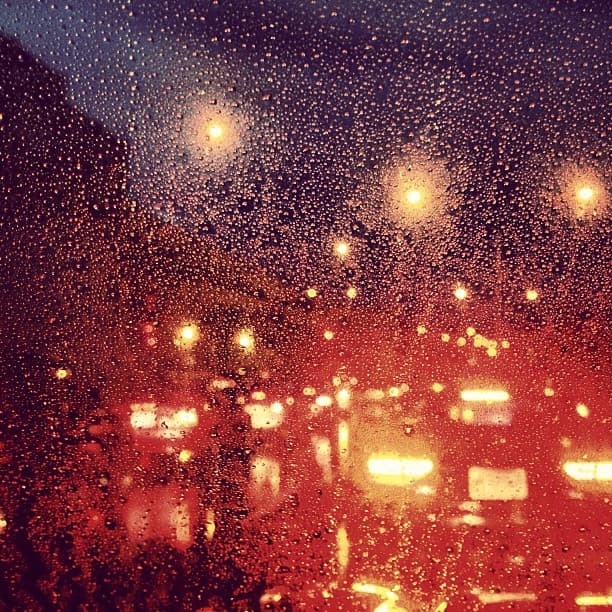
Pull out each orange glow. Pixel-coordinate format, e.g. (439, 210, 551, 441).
(323, 329, 335, 340)
(346, 286, 357, 299)
(129, 403, 198, 439)
(306, 287, 318, 298)
(576, 402, 589, 418)
(563, 461, 612, 481)
(336, 388, 351, 408)
(431, 382, 444, 393)
(460, 389, 509, 402)
(525, 288, 539, 301)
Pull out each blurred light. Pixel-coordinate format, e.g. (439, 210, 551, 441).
(336, 388, 351, 408)
(323, 329, 335, 340)
(175, 323, 200, 349)
(0, 514, 6, 533)
(352, 582, 399, 602)
(252, 390, 266, 401)
(245, 403, 284, 429)
(487, 347, 498, 358)
(576, 403, 589, 418)
(388, 386, 401, 397)
(130, 403, 157, 429)
(178, 449, 192, 463)
(575, 594, 612, 606)
(544, 387, 555, 397)
(303, 386, 316, 396)
(174, 409, 198, 427)
(405, 188, 423, 205)
(472, 590, 536, 604)
(501, 339, 511, 349)
(576, 185, 594, 202)
(461, 389, 509, 402)
(306, 287, 318, 298)
(55, 367, 70, 380)
(207, 122, 224, 140)
(336, 525, 349, 571)
(338, 421, 349, 456)
(462, 408, 475, 423)
(563, 461, 612, 481)
(368, 456, 433, 482)
(441, 333, 450, 342)
(432, 382, 444, 393)
(211, 378, 236, 390)
(468, 467, 528, 500)
(315, 395, 333, 407)
(365, 388, 385, 400)
(454, 286, 468, 300)
(236, 328, 255, 353)
(417, 325, 427, 335)
(205, 508, 215, 541)
(526, 288, 539, 301)
(334, 240, 350, 259)
(466, 326, 476, 336)
(346, 286, 357, 299)
(456, 337, 467, 347)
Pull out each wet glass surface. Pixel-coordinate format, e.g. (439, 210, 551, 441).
(0, 1, 610, 610)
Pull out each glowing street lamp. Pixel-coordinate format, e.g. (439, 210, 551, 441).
(174, 323, 200, 350)
(235, 328, 255, 354)
(454, 285, 468, 301)
(334, 239, 350, 260)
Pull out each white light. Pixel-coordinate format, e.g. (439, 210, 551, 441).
(368, 456, 433, 480)
(563, 461, 612, 481)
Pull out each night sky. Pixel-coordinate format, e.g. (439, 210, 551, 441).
(1, 0, 609, 296)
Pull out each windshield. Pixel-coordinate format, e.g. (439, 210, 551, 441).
(0, 1, 609, 610)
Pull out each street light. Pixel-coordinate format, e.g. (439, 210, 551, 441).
(235, 328, 255, 354)
(174, 323, 200, 350)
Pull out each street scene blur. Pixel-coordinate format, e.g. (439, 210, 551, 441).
(0, 1, 610, 610)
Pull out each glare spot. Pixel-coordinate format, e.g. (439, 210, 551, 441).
(323, 330, 335, 340)
(454, 286, 468, 301)
(346, 287, 357, 299)
(525, 289, 539, 301)
(544, 387, 555, 397)
(575, 403, 589, 418)
(178, 449, 193, 463)
(306, 287, 318, 298)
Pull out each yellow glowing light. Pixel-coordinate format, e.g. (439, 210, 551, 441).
(454, 286, 468, 300)
(346, 287, 357, 299)
(55, 367, 70, 380)
(487, 347, 498, 358)
(576, 185, 594, 202)
(526, 289, 539, 301)
(576, 403, 590, 418)
(368, 455, 434, 482)
(563, 461, 612, 481)
(252, 390, 266, 401)
(456, 337, 467, 347)
(315, 395, 333, 407)
(462, 408, 475, 423)
(334, 240, 350, 259)
(336, 388, 351, 408)
(441, 333, 450, 342)
(544, 387, 555, 397)
(0, 515, 7, 533)
(417, 325, 427, 335)
(388, 386, 401, 398)
(236, 329, 255, 352)
(129, 403, 157, 429)
(432, 382, 444, 394)
(178, 449, 193, 463)
(303, 386, 316, 396)
(175, 323, 200, 349)
(306, 287, 318, 298)
(405, 189, 423, 206)
(338, 421, 349, 455)
(352, 582, 399, 603)
(174, 409, 198, 427)
(207, 122, 224, 140)
(336, 525, 350, 570)
(466, 327, 476, 336)
(461, 389, 510, 403)
(575, 594, 612, 606)
(323, 330, 334, 340)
